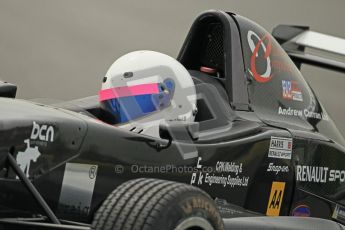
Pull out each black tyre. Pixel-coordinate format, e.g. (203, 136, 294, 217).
(92, 178, 224, 230)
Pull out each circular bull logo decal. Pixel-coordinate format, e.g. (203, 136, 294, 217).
(247, 31, 273, 83)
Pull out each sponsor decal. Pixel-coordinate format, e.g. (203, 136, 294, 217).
(190, 158, 249, 188)
(296, 166, 328, 183)
(329, 170, 345, 182)
(247, 31, 295, 83)
(292, 205, 311, 217)
(282, 80, 303, 102)
(267, 163, 289, 175)
(30, 121, 55, 146)
(58, 163, 98, 216)
(203, 173, 249, 188)
(266, 181, 285, 216)
(190, 157, 203, 185)
(268, 137, 293, 160)
(16, 139, 41, 178)
(332, 205, 345, 223)
(296, 165, 345, 183)
(247, 31, 273, 83)
(216, 161, 242, 175)
(278, 106, 329, 121)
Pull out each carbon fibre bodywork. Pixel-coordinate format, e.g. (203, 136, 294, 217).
(1, 9, 345, 229)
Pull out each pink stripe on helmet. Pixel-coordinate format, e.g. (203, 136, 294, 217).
(99, 83, 159, 101)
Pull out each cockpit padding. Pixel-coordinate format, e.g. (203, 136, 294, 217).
(189, 70, 228, 102)
(193, 83, 234, 133)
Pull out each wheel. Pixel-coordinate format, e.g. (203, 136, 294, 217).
(92, 178, 224, 230)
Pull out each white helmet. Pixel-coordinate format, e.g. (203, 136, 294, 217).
(99, 50, 197, 138)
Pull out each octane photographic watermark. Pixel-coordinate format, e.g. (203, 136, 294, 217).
(114, 164, 214, 174)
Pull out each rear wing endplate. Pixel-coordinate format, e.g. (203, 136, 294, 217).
(272, 25, 345, 73)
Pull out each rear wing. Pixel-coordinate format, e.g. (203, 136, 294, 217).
(272, 25, 345, 73)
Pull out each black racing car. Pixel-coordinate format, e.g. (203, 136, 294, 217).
(1, 10, 345, 230)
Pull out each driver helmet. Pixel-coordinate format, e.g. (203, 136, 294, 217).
(99, 50, 197, 138)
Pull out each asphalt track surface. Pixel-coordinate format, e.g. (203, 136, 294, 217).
(0, 0, 345, 137)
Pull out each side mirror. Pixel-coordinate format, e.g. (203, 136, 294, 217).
(0, 81, 17, 98)
(159, 121, 199, 141)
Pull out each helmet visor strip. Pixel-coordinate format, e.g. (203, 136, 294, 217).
(99, 80, 175, 124)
